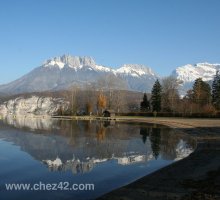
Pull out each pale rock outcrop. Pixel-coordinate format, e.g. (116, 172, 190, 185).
(0, 96, 69, 115)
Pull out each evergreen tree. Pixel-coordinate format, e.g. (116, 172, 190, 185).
(140, 93, 150, 111)
(212, 70, 220, 109)
(151, 79, 162, 112)
(192, 78, 211, 106)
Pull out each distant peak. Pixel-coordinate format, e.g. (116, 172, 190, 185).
(175, 62, 220, 69)
(194, 62, 220, 68)
(116, 64, 155, 77)
(43, 54, 96, 69)
(42, 54, 158, 77)
(60, 54, 96, 67)
(173, 62, 220, 83)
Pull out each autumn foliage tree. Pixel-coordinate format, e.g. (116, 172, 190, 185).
(97, 92, 107, 114)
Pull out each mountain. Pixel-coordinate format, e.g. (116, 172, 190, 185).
(172, 62, 220, 94)
(0, 55, 219, 96)
(116, 64, 157, 92)
(0, 55, 158, 95)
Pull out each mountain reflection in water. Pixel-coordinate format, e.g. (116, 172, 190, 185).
(0, 115, 196, 200)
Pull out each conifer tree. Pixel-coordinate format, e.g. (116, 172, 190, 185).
(151, 79, 162, 112)
(192, 78, 211, 106)
(212, 70, 220, 109)
(140, 93, 150, 111)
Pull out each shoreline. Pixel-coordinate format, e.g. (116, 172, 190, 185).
(93, 117, 220, 200)
(1, 114, 220, 199)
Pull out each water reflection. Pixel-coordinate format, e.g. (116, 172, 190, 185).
(140, 127, 150, 144)
(0, 114, 54, 131)
(150, 128, 161, 159)
(0, 115, 196, 173)
(0, 114, 196, 200)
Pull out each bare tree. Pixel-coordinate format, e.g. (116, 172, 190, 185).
(161, 76, 180, 112)
(112, 90, 126, 113)
(69, 84, 79, 115)
(96, 74, 128, 109)
(83, 83, 97, 115)
(86, 102, 93, 115)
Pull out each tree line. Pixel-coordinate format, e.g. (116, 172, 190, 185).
(5, 71, 219, 117)
(140, 71, 220, 116)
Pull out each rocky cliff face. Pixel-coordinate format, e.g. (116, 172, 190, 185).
(0, 96, 69, 115)
(44, 55, 96, 69)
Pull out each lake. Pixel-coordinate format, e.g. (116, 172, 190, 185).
(0, 116, 196, 200)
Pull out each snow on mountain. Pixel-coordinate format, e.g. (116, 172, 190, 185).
(1, 53, 218, 96)
(0, 54, 158, 94)
(172, 62, 220, 94)
(172, 62, 220, 82)
(43, 55, 112, 73)
(44, 60, 65, 69)
(44, 55, 96, 68)
(114, 64, 158, 92)
(43, 56, 155, 76)
(116, 64, 156, 77)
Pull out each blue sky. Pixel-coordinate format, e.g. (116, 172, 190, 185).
(0, 0, 220, 84)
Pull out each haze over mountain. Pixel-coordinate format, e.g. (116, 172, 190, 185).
(0, 54, 219, 95)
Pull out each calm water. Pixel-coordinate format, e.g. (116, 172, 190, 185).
(0, 116, 196, 200)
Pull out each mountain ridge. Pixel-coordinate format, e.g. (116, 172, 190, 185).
(0, 54, 158, 95)
(172, 62, 220, 94)
(0, 54, 219, 95)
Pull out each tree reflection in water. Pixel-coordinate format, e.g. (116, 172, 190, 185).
(0, 115, 196, 174)
(150, 128, 161, 159)
(140, 127, 150, 144)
